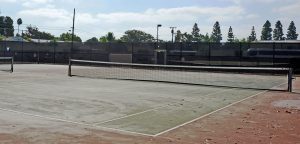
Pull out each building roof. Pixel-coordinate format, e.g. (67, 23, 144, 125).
(4, 36, 27, 42)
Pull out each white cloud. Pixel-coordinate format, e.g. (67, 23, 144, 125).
(224, 0, 277, 4)
(0, 0, 16, 2)
(19, 8, 70, 19)
(6, 0, 300, 43)
(77, 13, 99, 25)
(22, 0, 53, 7)
(276, 1, 300, 15)
(222, 0, 242, 4)
(0, 0, 53, 7)
(15, 1, 299, 41)
(18, 7, 72, 33)
(16, 5, 258, 40)
(18, 6, 250, 25)
(96, 6, 247, 25)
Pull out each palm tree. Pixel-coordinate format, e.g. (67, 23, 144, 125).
(17, 18, 23, 36)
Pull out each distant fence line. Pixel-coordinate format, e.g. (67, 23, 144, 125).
(0, 41, 300, 67)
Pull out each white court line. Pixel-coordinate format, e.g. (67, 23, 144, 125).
(0, 83, 288, 137)
(154, 82, 288, 137)
(0, 107, 155, 137)
(95, 87, 237, 125)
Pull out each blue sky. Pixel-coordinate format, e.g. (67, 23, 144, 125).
(0, 0, 299, 41)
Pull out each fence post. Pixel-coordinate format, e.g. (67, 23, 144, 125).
(4, 39, 7, 57)
(239, 42, 242, 66)
(131, 42, 134, 63)
(208, 42, 211, 66)
(272, 42, 275, 67)
(165, 42, 168, 65)
(21, 38, 24, 63)
(180, 42, 183, 63)
(37, 42, 40, 64)
(288, 68, 293, 92)
(53, 44, 56, 64)
(69, 42, 72, 62)
(89, 43, 92, 61)
(153, 43, 156, 64)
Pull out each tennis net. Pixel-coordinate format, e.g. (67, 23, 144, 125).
(68, 59, 293, 92)
(0, 57, 14, 73)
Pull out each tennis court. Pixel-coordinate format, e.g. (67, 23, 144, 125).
(0, 61, 293, 138)
(0, 64, 285, 136)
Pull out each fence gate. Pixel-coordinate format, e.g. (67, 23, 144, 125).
(154, 49, 167, 65)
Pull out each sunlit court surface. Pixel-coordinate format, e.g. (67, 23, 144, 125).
(1, 0, 300, 142)
(0, 63, 299, 144)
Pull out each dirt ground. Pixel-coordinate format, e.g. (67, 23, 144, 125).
(0, 69, 300, 143)
(161, 80, 300, 144)
(1, 88, 299, 144)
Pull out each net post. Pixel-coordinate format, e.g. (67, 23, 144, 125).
(68, 59, 72, 77)
(288, 68, 293, 92)
(10, 57, 14, 73)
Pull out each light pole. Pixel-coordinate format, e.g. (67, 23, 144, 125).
(155, 24, 162, 64)
(156, 24, 162, 49)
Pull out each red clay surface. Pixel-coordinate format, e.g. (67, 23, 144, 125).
(1, 78, 300, 144)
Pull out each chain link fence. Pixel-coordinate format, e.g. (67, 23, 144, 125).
(0, 41, 299, 68)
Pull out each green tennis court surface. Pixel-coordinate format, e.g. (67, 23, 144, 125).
(0, 64, 286, 136)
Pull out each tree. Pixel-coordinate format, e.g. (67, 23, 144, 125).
(286, 21, 298, 40)
(248, 26, 257, 42)
(192, 23, 201, 42)
(234, 38, 240, 42)
(23, 26, 55, 40)
(261, 20, 272, 40)
(0, 35, 4, 41)
(106, 32, 115, 42)
(273, 20, 284, 40)
(227, 26, 234, 42)
(98, 32, 116, 43)
(201, 33, 211, 42)
(239, 38, 247, 43)
(182, 32, 193, 42)
(85, 37, 98, 43)
(99, 36, 108, 43)
(211, 21, 222, 42)
(120, 30, 154, 42)
(17, 18, 23, 35)
(0, 16, 14, 37)
(59, 32, 82, 42)
(175, 30, 182, 42)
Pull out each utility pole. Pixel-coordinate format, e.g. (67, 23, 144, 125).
(68, 8, 75, 77)
(0, 10, 3, 37)
(170, 27, 177, 43)
(70, 8, 76, 59)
